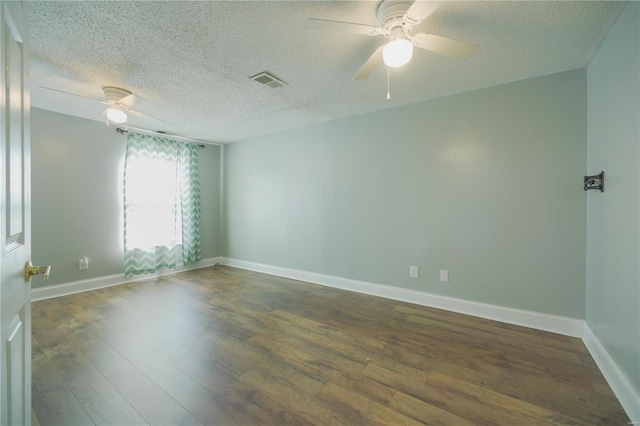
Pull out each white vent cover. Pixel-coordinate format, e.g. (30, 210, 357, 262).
(250, 72, 287, 89)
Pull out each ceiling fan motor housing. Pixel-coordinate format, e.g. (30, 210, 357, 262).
(377, 0, 414, 39)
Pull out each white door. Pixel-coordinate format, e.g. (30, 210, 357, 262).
(1, 1, 32, 425)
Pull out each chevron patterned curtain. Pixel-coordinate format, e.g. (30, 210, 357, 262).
(123, 133, 201, 276)
(178, 143, 202, 264)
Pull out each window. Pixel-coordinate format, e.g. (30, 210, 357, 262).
(123, 132, 201, 276)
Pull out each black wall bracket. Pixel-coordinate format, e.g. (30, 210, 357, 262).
(584, 171, 604, 192)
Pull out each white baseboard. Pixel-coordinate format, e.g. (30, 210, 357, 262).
(582, 323, 640, 422)
(30, 257, 224, 302)
(220, 257, 584, 338)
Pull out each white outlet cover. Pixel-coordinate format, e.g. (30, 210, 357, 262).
(440, 270, 449, 282)
(410, 266, 419, 278)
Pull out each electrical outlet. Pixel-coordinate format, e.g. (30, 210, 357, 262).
(79, 257, 89, 271)
(440, 270, 449, 282)
(410, 266, 419, 278)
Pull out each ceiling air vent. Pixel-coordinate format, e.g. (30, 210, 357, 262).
(250, 72, 287, 89)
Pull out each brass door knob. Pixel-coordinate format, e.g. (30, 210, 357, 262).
(25, 261, 51, 282)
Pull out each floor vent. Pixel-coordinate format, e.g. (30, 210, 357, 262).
(250, 72, 287, 89)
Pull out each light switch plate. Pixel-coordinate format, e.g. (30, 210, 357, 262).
(79, 257, 89, 271)
(440, 270, 449, 282)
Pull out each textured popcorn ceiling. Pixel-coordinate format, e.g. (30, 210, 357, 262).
(29, 1, 626, 143)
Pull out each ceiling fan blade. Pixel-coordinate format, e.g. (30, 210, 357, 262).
(405, 1, 443, 25)
(304, 18, 382, 36)
(40, 86, 107, 104)
(121, 92, 149, 107)
(353, 45, 384, 81)
(412, 33, 480, 59)
(93, 109, 107, 120)
(129, 109, 174, 126)
(119, 93, 138, 107)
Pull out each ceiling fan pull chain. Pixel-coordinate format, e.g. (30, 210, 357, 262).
(386, 66, 391, 100)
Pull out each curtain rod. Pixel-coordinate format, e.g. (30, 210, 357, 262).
(115, 126, 222, 147)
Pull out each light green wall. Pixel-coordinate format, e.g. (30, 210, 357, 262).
(586, 2, 640, 391)
(224, 69, 588, 318)
(30, 108, 222, 288)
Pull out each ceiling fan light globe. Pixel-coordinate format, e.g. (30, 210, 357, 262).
(107, 108, 127, 124)
(383, 39, 413, 68)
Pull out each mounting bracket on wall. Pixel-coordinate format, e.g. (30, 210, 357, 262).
(584, 171, 604, 192)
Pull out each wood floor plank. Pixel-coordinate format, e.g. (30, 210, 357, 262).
(405, 313, 582, 364)
(167, 353, 239, 396)
(105, 366, 170, 405)
(254, 311, 385, 365)
(31, 266, 629, 425)
(390, 317, 597, 391)
(77, 338, 134, 377)
(239, 368, 355, 425)
(316, 381, 421, 426)
(173, 334, 254, 378)
(131, 393, 204, 426)
(389, 391, 476, 426)
(100, 325, 152, 359)
(125, 350, 203, 400)
(429, 360, 630, 424)
(248, 329, 398, 406)
(97, 407, 149, 426)
(223, 379, 315, 425)
(367, 364, 551, 425)
(32, 354, 65, 395)
(173, 383, 239, 425)
(427, 370, 587, 425)
(250, 338, 393, 405)
(65, 370, 130, 425)
(247, 328, 369, 379)
(270, 309, 388, 351)
(32, 385, 95, 426)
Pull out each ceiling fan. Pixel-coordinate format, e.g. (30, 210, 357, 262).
(305, 0, 480, 80)
(40, 86, 172, 126)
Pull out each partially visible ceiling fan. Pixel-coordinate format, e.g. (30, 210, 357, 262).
(305, 0, 481, 80)
(40, 86, 172, 126)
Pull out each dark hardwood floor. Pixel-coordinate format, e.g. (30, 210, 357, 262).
(32, 266, 629, 425)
